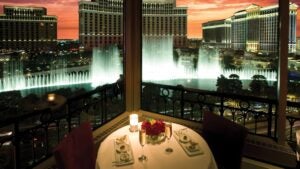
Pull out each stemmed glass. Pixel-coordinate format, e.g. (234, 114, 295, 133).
(138, 128, 147, 161)
(165, 122, 173, 153)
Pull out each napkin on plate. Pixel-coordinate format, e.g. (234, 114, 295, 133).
(174, 130, 204, 156)
(114, 135, 134, 166)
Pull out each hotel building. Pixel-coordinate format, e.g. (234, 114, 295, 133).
(202, 3, 298, 54)
(0, 6, 57, 51)
(79, 0, 187, 50)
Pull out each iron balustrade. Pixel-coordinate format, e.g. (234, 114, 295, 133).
(0, 81, 298, 169)
(0, 82, 124, 169)
(141, 82, 279, 140)
(286, 101, 300, 145)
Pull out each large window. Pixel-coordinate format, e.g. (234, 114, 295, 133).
(141, 0, 282, 99)
(0, 0, 125, 111)
(0, 1, 125, 168)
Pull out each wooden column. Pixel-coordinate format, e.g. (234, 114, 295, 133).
(124, 0, 142, 111)
(277, 0, 289, 144)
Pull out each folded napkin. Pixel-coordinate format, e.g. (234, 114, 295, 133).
(174, 130, 204, 156)
(114, 135, 134, 166)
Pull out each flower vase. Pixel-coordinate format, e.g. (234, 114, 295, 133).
(146, 133, 166, 144)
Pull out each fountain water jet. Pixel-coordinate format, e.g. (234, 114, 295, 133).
(0, 45, 123, 93)
(91, 46, 123, 87)
(142, 37, 277, 85)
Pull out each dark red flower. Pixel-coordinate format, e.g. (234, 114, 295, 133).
(141, 119, 165, 136)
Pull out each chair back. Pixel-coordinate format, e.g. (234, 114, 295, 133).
(202, 112, 248, 169)
(53, 122, 96, 169)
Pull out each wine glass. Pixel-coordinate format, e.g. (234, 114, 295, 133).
(165, 122, 173, 153)
(138, 128, 147, 161)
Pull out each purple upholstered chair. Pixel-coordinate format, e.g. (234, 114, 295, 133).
(53, 122, 96, 169)
(202, 112, 248, 169)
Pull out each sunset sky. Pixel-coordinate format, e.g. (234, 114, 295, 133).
(0, 0, 299, 39)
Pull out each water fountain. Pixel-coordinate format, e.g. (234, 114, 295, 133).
(142, 36, 178, 81)
(142, 36, 277, 90)
(91, 46, 123, 87)
(0, 45, 122, 94)
(0, 37, 277, 94)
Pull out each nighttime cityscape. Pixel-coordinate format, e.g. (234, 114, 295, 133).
(0, 0, 299, 168)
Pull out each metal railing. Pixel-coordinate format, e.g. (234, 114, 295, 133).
(286, 101, 300, 145)
(0, 82, 124, 169)
(141, 82, 279, 140)
(141, 82, 300, 146)
(0, 81, 299, 168)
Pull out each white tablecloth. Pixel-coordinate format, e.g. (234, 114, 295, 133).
(96, 123, 218, 169)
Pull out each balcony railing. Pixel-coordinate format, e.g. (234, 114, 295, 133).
(0, 81, 299, 169)
(286, 101, 300, 145)
(141, 82, 300, 146)
(142, 82, 281, 140)
(0, 82, 124, 169)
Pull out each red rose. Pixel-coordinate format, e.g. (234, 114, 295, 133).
(141, 119, 165, 136)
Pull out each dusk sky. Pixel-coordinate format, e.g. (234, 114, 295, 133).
(0, 0, 299, 39)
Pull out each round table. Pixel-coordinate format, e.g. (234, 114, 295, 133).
(96, 123, 218, 169)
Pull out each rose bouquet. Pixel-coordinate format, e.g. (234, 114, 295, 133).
(141, 118, 165, 136)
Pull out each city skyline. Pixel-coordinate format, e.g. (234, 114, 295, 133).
(0, 0, 299, 39)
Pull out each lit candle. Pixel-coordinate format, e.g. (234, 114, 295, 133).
(129, 114, 138, 132)
(47, 93, 55, 102)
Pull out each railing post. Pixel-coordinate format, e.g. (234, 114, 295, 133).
(103, 87, 108, 122)
(66, 103, 71, 132)
(220, 95, 224, 116)
(267, 103, 273, 138)
(180, 87, 184, 119)
(14, 121, 20, 169)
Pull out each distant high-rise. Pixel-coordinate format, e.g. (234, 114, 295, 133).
(79, 0, 187, 50)
(202, 3, 298, 54)
(0, 6, 57, 51)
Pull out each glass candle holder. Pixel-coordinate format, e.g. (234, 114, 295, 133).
(129, 114, 138, 132)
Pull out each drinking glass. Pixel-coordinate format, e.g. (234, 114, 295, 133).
(165, 122, 173, 153)
(138, 128, 147, 161)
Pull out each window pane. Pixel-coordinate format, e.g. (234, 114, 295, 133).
(0, 0, 124, 106)
(142, 0, 281, 99)
(0, 1, 124, 168)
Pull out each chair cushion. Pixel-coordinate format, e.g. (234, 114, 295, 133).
(202, 112, 248, 169)
(53, 133, 77, 169)
(53, 122, 96, 169)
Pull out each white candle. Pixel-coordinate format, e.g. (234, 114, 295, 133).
(129, 114, 138, 132)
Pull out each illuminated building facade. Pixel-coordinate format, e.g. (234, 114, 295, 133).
(79, 0, 187, 50)
(202, 18, 231, 48)
(203, 3, 298, 54)
(0, 6, 57, 51)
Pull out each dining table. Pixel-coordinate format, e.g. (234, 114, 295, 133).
(96, 122, 218, 169)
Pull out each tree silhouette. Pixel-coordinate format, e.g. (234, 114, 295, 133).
(228, 74, 243, 94)
(216, 75, 228, 93)
(249, 75, 268, 96)
(216, 74, 243, 94)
